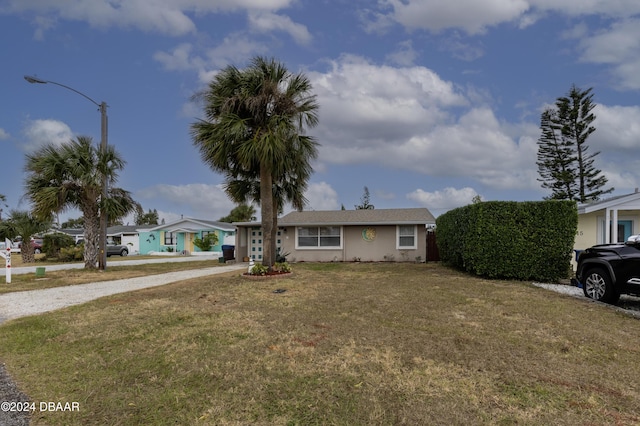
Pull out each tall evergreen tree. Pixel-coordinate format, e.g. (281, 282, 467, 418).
(355, 186, 374, 210)
(135, 208, 159, 225)
(536, 85, 613, 202)
(537, 109, 578, 200)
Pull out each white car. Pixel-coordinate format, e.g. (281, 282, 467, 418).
(0, 241, 21, 253)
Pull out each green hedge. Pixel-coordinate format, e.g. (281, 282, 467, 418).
(436, 200, 577, 282)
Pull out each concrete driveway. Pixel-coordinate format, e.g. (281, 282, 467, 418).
(0, 254, 224, 276)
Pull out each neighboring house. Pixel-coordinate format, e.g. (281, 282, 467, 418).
(574, 190, 640, 267)
(234, 208, 435, 262)
(139, 218, 237, 255)
(107, 225, 155, 254)
(57, 228, 85, 243)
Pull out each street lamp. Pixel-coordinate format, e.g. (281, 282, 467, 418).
(24, 75, 109, 270)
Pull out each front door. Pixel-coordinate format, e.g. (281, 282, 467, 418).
(614, 220, 633, 243)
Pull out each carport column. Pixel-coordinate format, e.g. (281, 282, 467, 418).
(612, 208, 619, 243)
(605, 208, 611, 244)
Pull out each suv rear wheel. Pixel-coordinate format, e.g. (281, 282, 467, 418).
(583, 268, 620, 304)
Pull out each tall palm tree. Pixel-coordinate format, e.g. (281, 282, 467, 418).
(0, 193, 7, 221)
(24, 136, 140, 269)
(224, 144, 315, 262)
(192, 56, 319, 268)
(0, 210, 51, 263)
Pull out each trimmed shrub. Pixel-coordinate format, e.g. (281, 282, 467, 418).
(436, 200, 577, 282)
(43, 232, 76, 258)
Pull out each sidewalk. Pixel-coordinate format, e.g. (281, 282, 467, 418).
(0, 263, 246, 323)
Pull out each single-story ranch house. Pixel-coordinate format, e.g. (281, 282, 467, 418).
(573, 190, 640, 267)
(57, 219, 237, 256)
(139, 218, 236, 255)
(575, 190, 640, 248)
(234, 208, 435, 263)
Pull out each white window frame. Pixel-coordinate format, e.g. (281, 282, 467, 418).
(396, 225, 417, 249)
(597, 215, 636, 244)
(295, 226, 343, 249)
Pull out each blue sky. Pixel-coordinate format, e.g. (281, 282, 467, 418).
(2, 0, 640, 224)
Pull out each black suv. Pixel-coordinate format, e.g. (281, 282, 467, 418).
(574, 235, 640, 304)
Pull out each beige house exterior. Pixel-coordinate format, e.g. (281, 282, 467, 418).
(574, 191, 640, 267)
(234, 208, 435, 263)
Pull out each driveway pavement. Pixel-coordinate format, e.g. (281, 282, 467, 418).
(0, 261, 246, 324)
(0, 254, 223, 276)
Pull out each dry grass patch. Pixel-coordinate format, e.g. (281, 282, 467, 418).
(0, 263, 639, 425)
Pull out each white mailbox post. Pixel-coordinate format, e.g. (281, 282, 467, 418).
(0, 238, 11, 284)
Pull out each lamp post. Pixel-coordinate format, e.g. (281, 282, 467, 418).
(24, 75, 109, 270)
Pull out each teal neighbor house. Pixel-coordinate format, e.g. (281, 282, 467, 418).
(138, 217, 236, 255)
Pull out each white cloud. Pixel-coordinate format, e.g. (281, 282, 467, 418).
(309, 56, 540, 191)
(592, 104, 640, 151)
(372, 0, 640, 35)
(0, 128, 9, 140)
(248, 11, 312, 45)
(3, 0, 297, 37)
(153, 43, 203, 72)
(303, 182, 340, 211)
(381, 0, 530, 35)
(407, 187, 480, 214)
(386, 40, 419, 66)
(22, 119, 73, 152)
(576, 18, 640, 90)
(135, 183, 235, 220)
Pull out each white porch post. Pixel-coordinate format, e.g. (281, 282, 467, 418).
(612, 208, 619, 243)
(605, 208, 611, 244)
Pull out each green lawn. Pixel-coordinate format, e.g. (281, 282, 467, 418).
(0, 262, 639, 425)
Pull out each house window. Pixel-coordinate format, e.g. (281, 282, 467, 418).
(297, 226, 342, 248)
(164, 231, 176, 245)
(397, 225, 417, 249)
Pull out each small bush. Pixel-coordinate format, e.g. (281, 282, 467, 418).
(58, 244, 84, 262)
(250, 264, 268, 275)
(43, 232, 76, 258)
(193, 233, 219, 251)
(274, 262, 291, 273)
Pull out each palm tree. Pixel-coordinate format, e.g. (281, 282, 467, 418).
(24, 136, 140, 269)
(224, 146, 315, 261)
(0, 210, 51, 263)
(0, 193, 6, 222)
(191, 56, 319, 268)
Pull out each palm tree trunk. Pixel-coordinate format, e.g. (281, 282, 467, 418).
(82, 205, 101, 269)
(272, 195, 278, 263)
(20, 245, 35, 264)
(260, 165, 274, 270)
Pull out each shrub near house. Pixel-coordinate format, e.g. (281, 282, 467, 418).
(436, 200, 577, 282)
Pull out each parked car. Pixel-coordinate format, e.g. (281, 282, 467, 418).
(107, 244, 128, 257)
(76, 239, 128, 257)
(573, 235, 640, 304)
(16, 239, 43, 254)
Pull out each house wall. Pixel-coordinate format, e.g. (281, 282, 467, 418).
(121, 234, 139, 254)
(280, 225, 426, 262)
(139, 231, 160, 254)
(575, 212, 598, 251)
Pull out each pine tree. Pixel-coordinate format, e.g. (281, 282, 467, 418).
(355, 186, 374, 210)
(536, 85, 613, 203)
(537, 108, 578, 200)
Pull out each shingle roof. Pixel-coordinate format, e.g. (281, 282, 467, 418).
(277, 208, 435, 226)
(147, 217, 236, 232)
